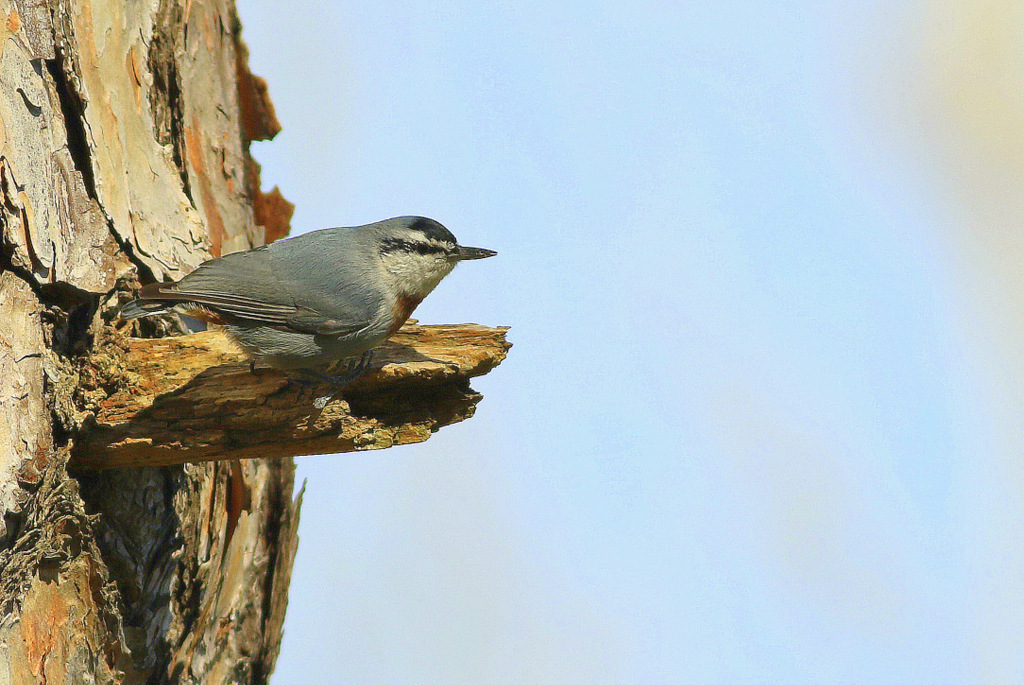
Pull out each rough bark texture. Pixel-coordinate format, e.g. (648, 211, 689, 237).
(0, 0, 506, 683)
(0, 0, 301, 679)
(70, 323, 510, 470)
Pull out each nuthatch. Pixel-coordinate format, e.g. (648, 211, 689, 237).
(122, 216, 495, 402)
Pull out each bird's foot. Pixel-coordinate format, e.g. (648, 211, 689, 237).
(295, 351, 374, 409)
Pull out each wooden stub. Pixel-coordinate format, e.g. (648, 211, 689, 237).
(70, 323, 511, 470)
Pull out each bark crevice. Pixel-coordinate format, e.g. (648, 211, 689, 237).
(44, 51, 95, 201)
(147, 0, 192, 207)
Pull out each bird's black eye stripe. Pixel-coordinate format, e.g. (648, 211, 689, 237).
(380, 238, 450, 256)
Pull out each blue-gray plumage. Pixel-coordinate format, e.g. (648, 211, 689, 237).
(121, 217, 496, 376)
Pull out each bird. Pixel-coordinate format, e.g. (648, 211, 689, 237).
(121, 216, 496, 404)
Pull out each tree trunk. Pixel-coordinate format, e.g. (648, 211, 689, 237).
(0, 2, 510, 680)
(0, 0, 301, 681)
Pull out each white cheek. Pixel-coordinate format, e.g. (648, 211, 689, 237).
(384, 254, 455, 297)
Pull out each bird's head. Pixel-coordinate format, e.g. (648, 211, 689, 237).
(376, 216, 496, 298)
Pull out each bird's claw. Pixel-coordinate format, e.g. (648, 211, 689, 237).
(303, 351, 374, 409)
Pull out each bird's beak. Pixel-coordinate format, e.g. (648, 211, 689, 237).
(455, 245, 497, 260)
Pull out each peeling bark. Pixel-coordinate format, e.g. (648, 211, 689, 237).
(72, 456, 302, 683)
(0, 0, 506, 682)
(0, 461, 130, 683)
(0, 271, 51, 542)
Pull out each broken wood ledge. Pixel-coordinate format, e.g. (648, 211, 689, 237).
(69, 323, 511, 470)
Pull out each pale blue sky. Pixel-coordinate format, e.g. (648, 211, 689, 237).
(238, 1, 1024, 682)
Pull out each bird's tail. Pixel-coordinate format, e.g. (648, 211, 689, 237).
(120, 282, 176, 319)
(120, 298, 174, 320)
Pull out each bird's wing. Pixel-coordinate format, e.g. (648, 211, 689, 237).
(282, 309, 368, 336)
(138, 285, 291, 323)
(142, 247, 374, 338)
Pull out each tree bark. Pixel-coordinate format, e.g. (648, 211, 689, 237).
(0, 1, 508, 682)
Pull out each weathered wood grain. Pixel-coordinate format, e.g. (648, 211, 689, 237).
(71, 323, 511, 469)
